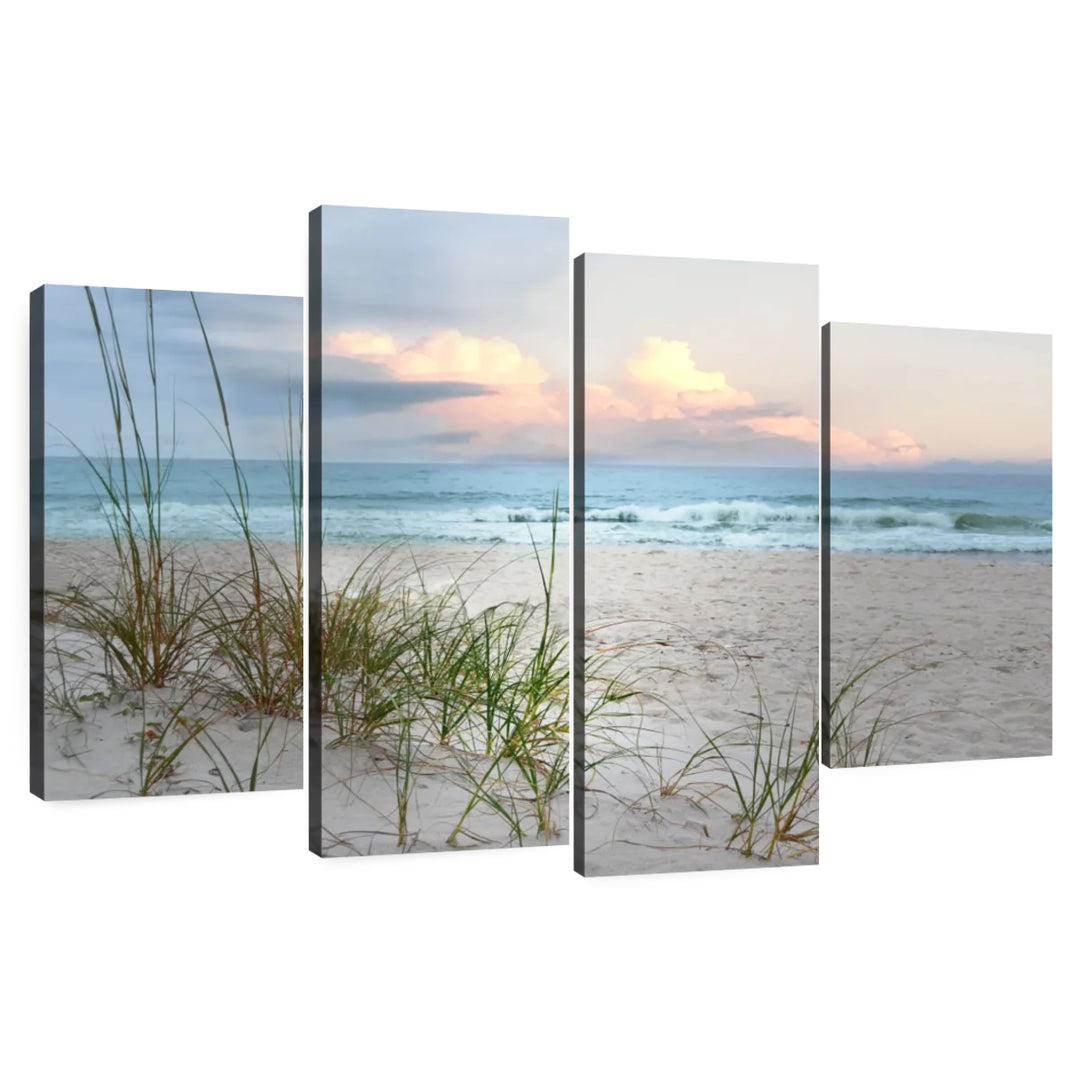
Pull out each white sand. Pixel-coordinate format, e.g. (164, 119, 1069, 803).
(829, 554, 1052, 766)
(581, 546, 819, 876)
(40, 539, 303, 800)
(321, 542, 569, 624)
(318, 542, 570, 857)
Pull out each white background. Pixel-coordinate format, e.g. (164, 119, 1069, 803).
(2, 3, 1075, 1077)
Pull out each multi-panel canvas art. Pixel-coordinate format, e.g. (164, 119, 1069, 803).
(822, 323, 1052, 767)
(30, 285, 304, 799)
(574, 254, 820, 876)
(310, 206, 570, 857)
(27, 232, 1052, 885)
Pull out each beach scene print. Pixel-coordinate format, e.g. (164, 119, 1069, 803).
(314, 206, 569, 857)
(32, 285, 303, 800)
(825, 323, 1051, 767)
(576, 254, 819, 876)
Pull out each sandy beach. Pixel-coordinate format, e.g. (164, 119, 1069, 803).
(321, 542, 570, 621)
(319, 541, 570, 857)
(580, 546, 819, 876)
(40, 538, 303, 800)
(828, 553, 1052, 766)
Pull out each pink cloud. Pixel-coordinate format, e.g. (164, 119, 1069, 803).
(583, 335, 923, 465)
(740, 415, 820, 443)
(327, 326, 566, 453)
(871, 428, 923, 461)
(584, 381, 640, 419)
(626, 337, 756, 417)
(327, 329, 398, 357)
(331, 328, 549, 386)
(385, 330, 549, 386)
(740, 415, 923, 464)
(587, 337, 756, 422)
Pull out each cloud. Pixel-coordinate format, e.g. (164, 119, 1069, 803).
(723, 402, 802, 420)
(328, 330, 397, 357)
(326, 326, 567, 454)
(583, 420, 816, 465)
(585, 337, 755, 421)
(584, 381, 639, 418)
(414, 430, 480, 445)
(331, 328, 548, 386)
(739, 415, 924, 464)
(870, 429, 924, 460)
(739, 415, 819, 443)
(625, 337, 756, 417)
(828, 425, 923, 463)
(320, 378, 493, 416)
(583, 334, 924, 467)
(391, 330, 549, 386)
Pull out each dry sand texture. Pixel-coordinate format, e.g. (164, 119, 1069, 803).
(40, 539, 302, 799)
(580, 547, 819, 876)
(319, 542, 570, 857)
(828, 554, 1052, 766)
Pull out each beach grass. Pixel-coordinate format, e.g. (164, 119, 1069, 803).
(581, 621, 819, 865)
(321, 495, 570, 851)
(43, 287, 302, 796)
(826, 643, 933, 768)
(720, 688, 818, 858)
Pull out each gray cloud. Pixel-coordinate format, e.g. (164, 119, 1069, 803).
(591, 422, 817, 466)
(321, 353, 399, 379)
(714, 402, 804, 420)
(321, 378, 494, 416)
(314, 207, 569, 462)
(414, 430, 480, 445)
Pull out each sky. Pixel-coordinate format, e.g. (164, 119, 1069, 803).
(829, 323, 1052, 467)
(318, 205, 569, 463)
(43, 285, 302, 459)
(583, 254, 819, 465)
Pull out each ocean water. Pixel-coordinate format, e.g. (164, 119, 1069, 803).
(584, 464, 1050, 556)
(319, 463, 817, 550)
(322, 462, 569, 545)
(44, 457, 301, 543)
(584, 464, 818, 549)
(830, 469, 1051, 558)
(46, 458, 1051, 558)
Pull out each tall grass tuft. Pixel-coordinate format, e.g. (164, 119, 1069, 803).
(45, 287, 302, 795)
(718, 688, 819, 859)
(827, 644, 930, 767)
(54, 288, 211, 689)
(321, 493, 570, 849)
(582, 624, 819, 862)
(195, 292, 304, 730)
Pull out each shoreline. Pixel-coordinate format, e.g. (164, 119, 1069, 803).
(47, 535, 1051, 562)
(322, 536, 1049, 562)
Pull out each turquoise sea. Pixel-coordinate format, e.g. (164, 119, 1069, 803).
(44, 457, 299, 543)
(46, 458, 1051, 558)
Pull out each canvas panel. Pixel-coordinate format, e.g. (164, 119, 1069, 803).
(574, 253, 820, 876)
(823, 322, 1052, 767)
(311, 206, 570, 858)
(31, 284, 304, 800)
